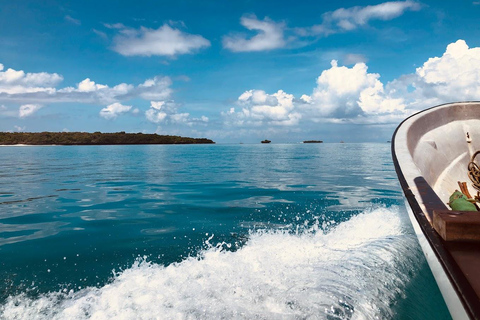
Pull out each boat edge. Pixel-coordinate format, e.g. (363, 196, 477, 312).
(391, 101, 480, 320)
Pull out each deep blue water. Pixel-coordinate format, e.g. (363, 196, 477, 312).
(0, 143, 450, 319)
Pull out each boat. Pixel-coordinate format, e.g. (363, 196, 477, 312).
(261, 140, 271, 144)
(392, 101, 480, 319)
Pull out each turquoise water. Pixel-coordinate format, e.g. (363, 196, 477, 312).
(0, 143, 450, 319)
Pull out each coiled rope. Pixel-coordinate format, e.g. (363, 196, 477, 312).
(468, 151, 480, 191)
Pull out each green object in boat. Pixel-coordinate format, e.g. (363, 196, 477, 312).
(448, 190, 477, 211)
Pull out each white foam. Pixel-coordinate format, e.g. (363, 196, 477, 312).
(1, 207, 420, 319)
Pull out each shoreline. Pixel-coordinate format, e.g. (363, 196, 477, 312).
(0, 132, 215, 145)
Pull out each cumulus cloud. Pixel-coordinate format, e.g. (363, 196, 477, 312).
(303, 60, 405, 118)
(145, 101, 169, 123)
(76, 78, 108, 92)
(56, 79, 134, 104)
(0, 64, 63, 94)
(111, 24, 210, 57)
(222, 60, 407, 128)
(135, 76, 173, 100)
(316, 40, 480, 115)
(0, 63, 173, 107)
(300, 1, 421, 36)
(223, 90, 301, 126)
(19, 104, 43, 118)
(145, 100, 208, 125)
(99, 102, 132, 120)
(223, 15, 287, 52)
(411, 39, 480, 103)
(222, 39, 480, 130)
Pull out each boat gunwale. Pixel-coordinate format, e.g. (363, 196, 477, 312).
(392, 101, 480, 320)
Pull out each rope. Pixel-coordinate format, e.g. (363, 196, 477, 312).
(468, 151, 480, 191)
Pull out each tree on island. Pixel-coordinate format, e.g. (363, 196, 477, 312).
(0, 132, 215, 145)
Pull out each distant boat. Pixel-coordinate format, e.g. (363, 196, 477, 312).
(303, 140, 323, 143)
(392, 101, 480, 319)
(261, 140, 271, 144)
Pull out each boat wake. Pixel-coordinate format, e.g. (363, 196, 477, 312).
(1, 207, 422, 319)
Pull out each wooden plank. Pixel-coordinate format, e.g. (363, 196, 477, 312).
(433, 210, 480, 241)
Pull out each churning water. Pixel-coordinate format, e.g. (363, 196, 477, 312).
(0, 144, 450, 319)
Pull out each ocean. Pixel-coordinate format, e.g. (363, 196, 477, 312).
(0, 143, 451, 319)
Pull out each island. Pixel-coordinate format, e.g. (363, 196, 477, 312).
(0, 132, 215, 145)
(303, 140, 323, 143)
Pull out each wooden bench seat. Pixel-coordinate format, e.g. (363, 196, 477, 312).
(433, 210, 480, 241)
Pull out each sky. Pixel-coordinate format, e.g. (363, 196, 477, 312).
(1, 0, 480, 143)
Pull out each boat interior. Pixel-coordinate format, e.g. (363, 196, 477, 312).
(394, 102, 480, 317)
(406, 104, 480, 212)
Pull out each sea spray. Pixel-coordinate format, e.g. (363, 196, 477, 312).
(1, 207, 422, 319)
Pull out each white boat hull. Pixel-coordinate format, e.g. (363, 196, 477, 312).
(393, 101, 480, 319)
(404, 202, 469, 320)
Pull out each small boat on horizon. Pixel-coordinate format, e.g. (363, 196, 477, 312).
(392, 101, 480, 319)
(261, 140, 271, 144)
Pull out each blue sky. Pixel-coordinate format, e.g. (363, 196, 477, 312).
(1, 0, 480, 143)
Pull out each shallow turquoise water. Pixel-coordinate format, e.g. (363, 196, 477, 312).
(0, 143, 450, 319)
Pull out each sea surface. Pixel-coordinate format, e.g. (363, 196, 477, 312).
(0, 143, 451, 319)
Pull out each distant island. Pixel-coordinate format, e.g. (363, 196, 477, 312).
(0, 132, 215, 145)
(303, 140, 323, 143)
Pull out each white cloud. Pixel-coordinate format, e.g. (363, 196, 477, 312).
(145, 101, 169, 123)
(104, 23, 127, 30)
(99, 102, 132, 120)
(14, 125, 26, 132)
(303, 1, 421, 36)
(0, 63, 173, 106)
(223, 60, 407, 128)
(77, 78, 108, 92)
(304, 60, 405, 118)
(56, 79, 134, 104)
(170, 112, 190, 123)
(65, 15, 81, 25)
(19, 104, 42, 118)
(111, 24, 210, 57)
(0, 65, 62, 94)
(223, 15, 287, 52)
(145, 100, 208, 126)
(223, 90, 301, 126)
(93, 29, 108, 39)
(411, 39, 480, 103)
(136, 76, 173, 100)
(221, 39, 480, 132)
(330, 1, 421, 28)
